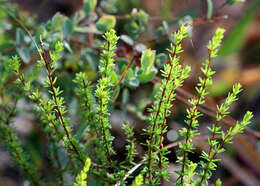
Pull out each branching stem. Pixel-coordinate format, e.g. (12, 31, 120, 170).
(180, 50, 212, 184)
(147, 45, 176, 183)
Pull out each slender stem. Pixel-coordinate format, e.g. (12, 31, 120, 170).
(147, 46, 176, 183)
(158, 88, 174, 185)
(2, 113, 40, 186)
(99, 97, 112, 163)
(180, 50, 212, 184)
(199, 111, 223, 184)
(82, 79, 99, 136)
(40, 42, 84, 164)
(54, 148, 63, 186)
(16, 71, 60, 135)
(8, 132, 40, 185)
(95, 40, 114, 164)
(199, 133, 229, 185)
(15, 70, 65, 185)
(150, 78, 260, 139)
(115, 135, 221, 186)
(118, 55, 137, 86)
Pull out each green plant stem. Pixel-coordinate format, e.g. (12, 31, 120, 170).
(147, 45, 177, 183)
(54, 149, 64, 186)
(7, 132, 40, 185)
(199, 116, 222, 184)
(199, 133, 229, 185)
(99, 97, 112, 163)
(158, 88, 174, 185)
(180, 49, 212, 185)
(14, 69, 65, 185)
(40, 42, 84, 164)
(118, 54, 138, 86)
(0, 110, 41, 186)
(15, 71, 59, 135)
(82, 79, 99, 136)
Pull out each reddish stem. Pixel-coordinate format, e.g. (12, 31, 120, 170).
(199, 111, 223, 184)
(180, 50, 212, 185)
(117, 55, 137, 86)
(40, 42, 84, 164)
(147, 46, 176, 183)
(158, 89, 174, 186)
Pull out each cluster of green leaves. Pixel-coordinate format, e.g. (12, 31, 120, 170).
(173, 28, 253, 186)
(94, 29, 119, 166)
(0, 108, 42, 185)
(6, 42, 87, 183)
(144, 24, 191, 185)
(0, 55, 42, 185)
(176, 28, 225, 185)
(198, 84, 252, 185)
(124, 9, 148, 39)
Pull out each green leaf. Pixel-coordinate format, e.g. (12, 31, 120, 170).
(230, 0, 245, 4)
(122, 88, 129, 105)
(118, 58, 129, 74)
(83, 0, 97, 14)
(96, 15, 116, 32)
(206, 0, 213, 19)
(127, 79, 140, 88)
(139, 71, 156, 83)
(62, 17, 74, 37)
(119, 62, 140, 88)
(17, 47, 30, 64)
(35, 25, 47, 42)
(63, 40, 72, 53)
(141, 49, 155, 74)
(134, 43, 147, 53)
(110, 71, 118, 84)
(138, 49, 157, 83)
(155, 53, 168, 68)
(120, 35, 134, 46)
(47, 13, 62, 30)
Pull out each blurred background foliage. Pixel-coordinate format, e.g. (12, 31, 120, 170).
(0, 0, 260, 185)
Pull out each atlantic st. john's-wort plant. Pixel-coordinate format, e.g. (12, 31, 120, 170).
(0, 0, 256, 185)
(1, 23, 253, 186)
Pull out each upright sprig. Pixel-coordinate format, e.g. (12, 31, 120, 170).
(39, 41, 85, 164)
(122, 122, 137, 165)
(145, 24, 191, 185)
(196, 111, 253, 186)
(73, 72, 97, 136)
(198, 83, 242, 184)
(7, 56, 65, 184)
(195, 84, 253, 185)
(0, 106, 42, 186)
(116, 122, 138, 185)
(176, 28, 225, 185)
(95, 29, 119, 165)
